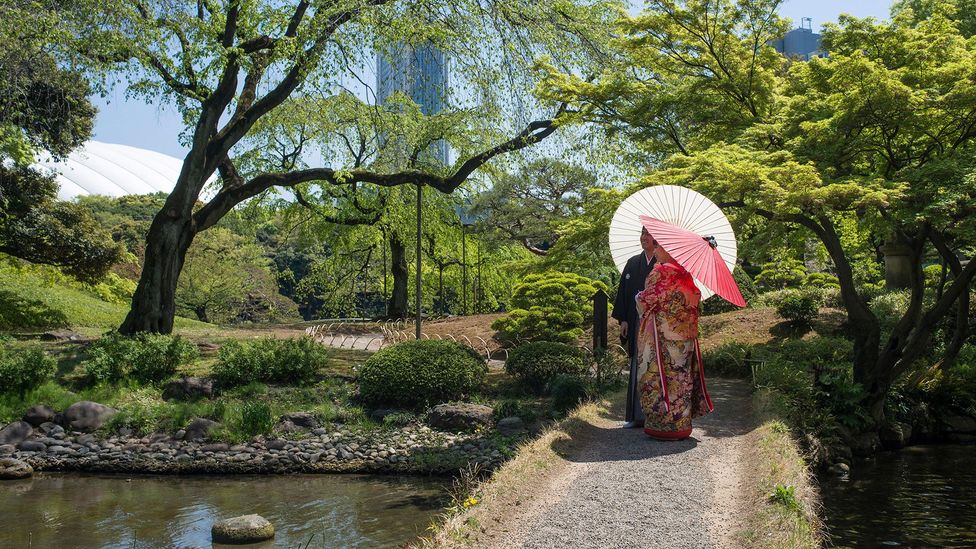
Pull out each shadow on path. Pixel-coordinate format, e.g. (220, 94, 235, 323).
(556, 377, 758, 465)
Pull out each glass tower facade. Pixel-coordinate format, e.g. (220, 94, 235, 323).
(770, 18, 823, 60)
(376, 43, 450, 165)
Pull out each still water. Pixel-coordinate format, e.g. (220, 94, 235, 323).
(819, 445, 976, 548)
(0, 472, 448, 548)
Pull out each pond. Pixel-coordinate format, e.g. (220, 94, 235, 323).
(0, 472, 448, 548)
(819, 445, 976, 548)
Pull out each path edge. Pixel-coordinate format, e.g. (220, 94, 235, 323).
(412, 390, 624, 548)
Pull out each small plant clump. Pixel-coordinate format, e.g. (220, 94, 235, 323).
(212, 336, 329, 387)
(84, 332, 199, 385)
(0, 344, 57, 396)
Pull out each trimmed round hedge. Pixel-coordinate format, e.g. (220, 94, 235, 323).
(358, 340, 487, 408)
(505, 341, 587, 395)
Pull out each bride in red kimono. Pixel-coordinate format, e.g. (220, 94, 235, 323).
(634, 243, 714, 440)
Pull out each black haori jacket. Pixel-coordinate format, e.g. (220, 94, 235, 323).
(612, 252, 657, 355)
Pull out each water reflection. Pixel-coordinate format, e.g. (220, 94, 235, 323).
(0, 473, 447, 548)
(819, 445, 976, 548)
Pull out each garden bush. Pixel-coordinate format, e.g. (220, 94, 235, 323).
(492, 271, 608, 345)
(0, 346, 57, 396)
(549, 374, 589, 414)
(803, 272, 840, 289)
(358, 340, 487, 408)
(754, 258, 806, 290)
(212, 336, 328, 386)
(774, 290, 818, 325)
(505, 341, 587, 395)
(84, 333, 198, 384)
(702, 342, 755, 377)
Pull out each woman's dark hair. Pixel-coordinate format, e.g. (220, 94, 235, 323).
(703, 235, 718, 249)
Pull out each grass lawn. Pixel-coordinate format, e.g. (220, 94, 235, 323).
(0, 265, 211, 334)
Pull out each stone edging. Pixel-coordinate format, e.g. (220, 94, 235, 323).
(2, 424, 513, 476)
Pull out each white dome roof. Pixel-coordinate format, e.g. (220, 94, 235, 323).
(32, 141, 187, 200)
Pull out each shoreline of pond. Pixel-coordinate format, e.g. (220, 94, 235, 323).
(2, 422, 517, 477)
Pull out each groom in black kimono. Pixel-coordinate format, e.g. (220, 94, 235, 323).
(612, 227, 657, 427)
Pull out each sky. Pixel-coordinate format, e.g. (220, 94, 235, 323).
(89, 0, 896, 159)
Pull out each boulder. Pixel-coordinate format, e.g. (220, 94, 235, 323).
(38, 422, 64, 436)
(879, 421, 909, 450)
(0, 458, 33, 480)
(826, 462, 850, 477)
(274, 412, 320, 433)
(17, 440, 46, 452)
(211, 514, 274, 544)
(23, 405, 56, 427)
(40, 329, 81, 341)
(185, 418, 220, 441)
(496, 416, 526, 436)
(162, 377, 215, 401)
(0, 445, 14, 455)
(0, 421, 33, 445)
(62, 401, 117, 432)
(848, 431, 880, 457)
(428, 403, 494, 432)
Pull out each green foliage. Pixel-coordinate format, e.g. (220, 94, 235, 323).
(505, 341, 587, 395)
(0, 3, 95, 163)
(0, 345, 56, 396)
(0, 258, 210, 331)
(755, 259, 807, 290)
(774, 290, 819, 326)
(177, 227, 298, 324)
(803, 272, 840, 289)
(238, 401, 274, 437)
(84, 333, 199, 385)
(358, 340, 487, 408)
(471, 159, 593, 255)
(0, 166, 124, 282)
(702, 342, 755, 378)
(492, 271, 607, 344)
(549, 373, 589, 414)
(212, 337, 329, 387)
(769, 484, 801, 513)
(381, 411, 417, 428)
(755, 337, 869, 438)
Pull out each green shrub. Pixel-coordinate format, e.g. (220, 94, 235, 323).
(84, 333, 199, 384)
(702, 342, 754, 377)
(358, 340, 487, 408)
(549, 374, 588, 414)
(755, 258, 806, 290)
(702, 266, 758, 315)
(803, 272, 840, 289)
(0, 346, 57, 396)
(774, 290, 818, 325)
(492, 271, 608, 345)
(212, 337, 328, 387)
(505, 341, 587, 395)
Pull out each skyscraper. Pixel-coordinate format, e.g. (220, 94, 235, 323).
(376, 43, 450, 165)
(770, 17, 823, 60)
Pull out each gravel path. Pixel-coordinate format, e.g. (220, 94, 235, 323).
(489, 378, 758, 549)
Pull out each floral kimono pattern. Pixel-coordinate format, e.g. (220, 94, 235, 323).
(635, 262, 713, 439)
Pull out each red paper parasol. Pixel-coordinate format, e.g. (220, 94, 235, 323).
(639, 216, 746, 307)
